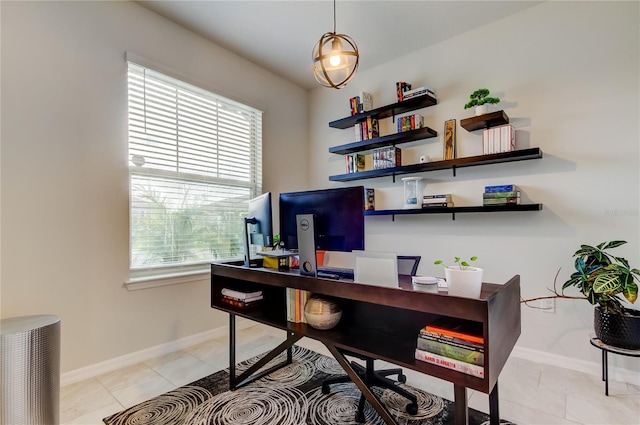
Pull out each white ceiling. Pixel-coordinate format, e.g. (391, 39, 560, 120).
(137, 1, 543, 90)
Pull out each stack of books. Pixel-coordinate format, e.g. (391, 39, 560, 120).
(397, 114, 423, 133)
(483, 184, 520, 206)
(415, 317, 484, 378)
(396, 82, 411, 102)
(286, 288, 312, 323)
(349, 92, 373, 115)
(422, 194, 454, 208)
(354, 116, 380, 141)
(372, 146, 401, 170)
(345, 154, 365, 173)
(220, 288, 263, 309)
(402, 85, 436, 101)
(482, 124, 515, 154)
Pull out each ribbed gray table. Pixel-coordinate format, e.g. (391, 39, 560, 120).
(1, 315, 60, 425)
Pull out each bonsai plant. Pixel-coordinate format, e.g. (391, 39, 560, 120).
(434, 256, 482, 298)
(522, 241, 640, 349)
(464, 88, 500, 115)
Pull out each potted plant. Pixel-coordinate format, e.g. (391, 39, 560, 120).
(464, 88, 500, 116)
(434, 256, 483, 298)
(523, 241, 640, 349)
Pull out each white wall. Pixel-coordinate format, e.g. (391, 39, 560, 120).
(0, 1, 308, 372)
(310, 1, 639, 372)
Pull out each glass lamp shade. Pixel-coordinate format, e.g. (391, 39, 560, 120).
(312, 32, 359, 89)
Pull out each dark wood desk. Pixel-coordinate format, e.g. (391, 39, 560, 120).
(211, 261, 521, 425)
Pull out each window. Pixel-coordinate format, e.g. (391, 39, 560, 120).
(127, 62, 263, 287)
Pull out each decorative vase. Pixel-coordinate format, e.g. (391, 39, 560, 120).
(304, 295, 342, 330)
(594, 306, 640, 350)
(475, 104, 495, 116)
(444, 266, 483, 299)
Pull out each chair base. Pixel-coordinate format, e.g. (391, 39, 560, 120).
(322, 357, 418, 422)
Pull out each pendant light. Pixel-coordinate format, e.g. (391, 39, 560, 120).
(311, 0, 359, 89)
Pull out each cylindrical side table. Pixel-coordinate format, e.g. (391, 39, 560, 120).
(1, 315, 61, 425)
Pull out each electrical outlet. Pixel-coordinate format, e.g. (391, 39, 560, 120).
(540, 298, 555, 313)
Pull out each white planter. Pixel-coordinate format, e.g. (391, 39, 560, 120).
(444, 266, 483, 298)
(475, 104, 495, 116)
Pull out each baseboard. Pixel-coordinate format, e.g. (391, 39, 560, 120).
(60, 317, 255, 387)
(512, 345, 640, 387)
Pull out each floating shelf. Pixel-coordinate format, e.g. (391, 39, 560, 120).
(365, 204, 543, 221)
(329, 147, 543, 182)
(329, 127, 438, 155)
(329, 95, 438, 129)
(460, 110, 510, 132)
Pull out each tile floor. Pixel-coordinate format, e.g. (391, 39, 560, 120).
(61, 322, 640, 425)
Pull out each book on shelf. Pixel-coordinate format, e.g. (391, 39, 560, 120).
(349, 96, 360, 116)
(482, 191, 520, 199)
(396, 82, 411, 102)
(421, 202, 454, 208)
(345, 154, 365, 173)
(367, 116, 379, 139)
(221, 288, 263, 301)
(372, 146, 401, 170)
(360, 91, 373, 112)
(220, 297, 262, 309)
(483, 197, 521, 206)
(286, 288, 311, 323)
(397, 114, 423, 133)
(415, 348, 484, 378)
(423, 194, 452, 203)
(424, 317, 484, 344)
(222, 294, 264, 303)
(402, 86, 437, 101)
(482, 125, 514, 155)
(485, 184, 518, 193)
(365, 188, 375, 211)
(416, 335, 484, 366)
(419, 329, 485, 352)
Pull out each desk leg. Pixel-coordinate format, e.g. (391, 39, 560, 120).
(324, 344, 398, 425)
(489, 383, 499, 425)
(229, 313, 236, 391)
(453, 385, 469, 425)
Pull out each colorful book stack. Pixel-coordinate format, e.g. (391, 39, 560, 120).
(483, 184, 520, 206)
(348, 92, 373, 115)
(220, 288, 263, 309)
(402, 85, 436, 101)
(482, 124, 515, 154)
(422, 194, 454, 208)
(397, 114, 423, 133)
(354, 116, 380, 142)
(372, 146, 401, 170)
(286, 288, 312, 323)
(415, 317, 484, 378)
(345, 154, 365, 173)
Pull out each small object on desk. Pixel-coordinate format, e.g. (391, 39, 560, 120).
(317, 272, 340, 280)
(412, 276, 440, 293)
(304, 295, 342, 330)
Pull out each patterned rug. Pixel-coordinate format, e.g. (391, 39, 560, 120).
(103, 346, 514, 425)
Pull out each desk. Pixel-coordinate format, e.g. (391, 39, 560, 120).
(211, 261, 521, 425)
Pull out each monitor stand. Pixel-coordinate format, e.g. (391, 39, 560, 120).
(243, 217, 258, 268)
(296, 214, 317, 277)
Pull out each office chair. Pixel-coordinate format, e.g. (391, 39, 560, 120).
(322, 256, 421, 422)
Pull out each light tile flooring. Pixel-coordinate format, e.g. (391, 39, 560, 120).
(61, 323, 640, 425)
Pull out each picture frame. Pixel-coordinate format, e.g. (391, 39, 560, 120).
(444, 119, 456, 160)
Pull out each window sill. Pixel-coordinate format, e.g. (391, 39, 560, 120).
(124, 269, 210, 291)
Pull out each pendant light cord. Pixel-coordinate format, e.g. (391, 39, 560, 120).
(333, 0, 336, 33)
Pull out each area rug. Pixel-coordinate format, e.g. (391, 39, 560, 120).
(103, 346, 514, 425)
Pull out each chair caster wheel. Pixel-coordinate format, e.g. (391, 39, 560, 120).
(321, 384, 330, 394)
(355, 410, 365, 423)
(406, 403, 418, 415)
(398, 373, 407, 383)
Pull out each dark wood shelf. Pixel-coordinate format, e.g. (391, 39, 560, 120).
(329, 95, 438, 129)
(329, 147, 542, 182)
(329, 127, 438, 155)
(365, 204, 543, 220)
(460, 110, 509, 132)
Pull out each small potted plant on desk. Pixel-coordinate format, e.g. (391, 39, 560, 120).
(435, 256, 483, 299)
(522, 241, 640, 349)
(464, 88, 500, 116)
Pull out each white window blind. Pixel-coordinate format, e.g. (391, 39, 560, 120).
(127, 62, 263, 283)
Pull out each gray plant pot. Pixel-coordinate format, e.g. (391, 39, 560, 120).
(594, 306, 640, 350)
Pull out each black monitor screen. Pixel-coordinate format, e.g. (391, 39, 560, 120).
(247, 192, 273, 247)
(279, 186, 365, 252)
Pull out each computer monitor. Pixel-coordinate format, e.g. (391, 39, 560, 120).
(244, 192, 273, 267)
(279, 186, 365, 252)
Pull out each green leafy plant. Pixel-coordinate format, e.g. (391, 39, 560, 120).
(434, 256, 478, 270)
(522, 241, 639, 315)
(464, 88, 500, 109)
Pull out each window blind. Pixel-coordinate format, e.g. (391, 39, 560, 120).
(127, 62, 263, 280)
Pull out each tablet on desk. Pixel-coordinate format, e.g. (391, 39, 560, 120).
(352, 250, 399, 288)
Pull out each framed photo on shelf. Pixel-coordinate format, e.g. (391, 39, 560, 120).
(444, 119, 456, 160)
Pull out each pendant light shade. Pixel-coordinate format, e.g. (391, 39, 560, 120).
(311, 1, 359, 89)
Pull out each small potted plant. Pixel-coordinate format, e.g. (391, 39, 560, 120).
(522, 241, 640, 349)
(434, 256, 483, 298)
(464, 89, 500, 116)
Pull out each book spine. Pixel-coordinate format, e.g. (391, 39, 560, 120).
(485, 184, 517, 193)
(360, 92, 373, 112)
(422, 202, 454, 208)
(403, 90, 436, 100)
(365, 188, 375, 211)
(483, 191, 520, 199)
(220, 297, 261, 309)
(222, 294, 263, 303)
(416, 337, 484, 366)
(415, 349, 484, 378)
(423, 195, 452, 202)
(482, 129, 489, 155)
(221, 288, 262, 300)
(424, 325, 484, 344)
(396, 82, 410, 102)
(419, 330, 484, 352)
(483, 197, 521, 205)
